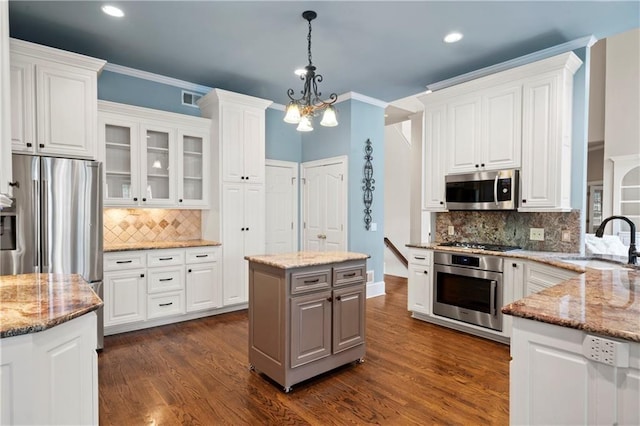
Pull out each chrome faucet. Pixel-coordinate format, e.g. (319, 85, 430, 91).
(595, 215, 638, 265)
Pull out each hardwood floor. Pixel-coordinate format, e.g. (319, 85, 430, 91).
(99, 275, 510, 425)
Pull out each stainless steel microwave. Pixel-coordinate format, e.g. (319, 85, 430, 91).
(445, 169, 518, 211)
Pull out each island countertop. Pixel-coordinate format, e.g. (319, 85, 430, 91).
(104, 239, 221, 252)
(0, 273, 103, 338)
(502, 268, 640, 342)
(245, 251, 369, 269)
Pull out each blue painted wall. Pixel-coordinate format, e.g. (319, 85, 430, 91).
(301, 103, 352, 162)
(265, 108, 302, 162)
(98, 70, 206, 116)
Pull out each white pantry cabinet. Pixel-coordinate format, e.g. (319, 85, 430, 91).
(0, 313, 98, 425)
(0, 1, 12, 197)
(10, 39, 105, 159)
(510, 317, 639, 425)
(520, 53, 582, 212)
(98, 101, 211, 208)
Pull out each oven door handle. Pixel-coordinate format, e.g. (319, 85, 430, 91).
(494, 175, 499, 206)
(490, 280, 498, 316)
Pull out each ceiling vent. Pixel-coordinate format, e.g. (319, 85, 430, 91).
(182, 90, 202, 107)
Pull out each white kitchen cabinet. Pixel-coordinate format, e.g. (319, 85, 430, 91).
(9, 39, 105, 159)
(0, 1, 12, 197)
(421, 103, 448, 211)
(447, 94, 482, 173)
(510, 317, 639, 425)
(523, 261, 579, 296)
(407, 249, 433, 314)
(103, 253, 147, 327)
(221, 183, 265, 306)
(520, 53, 582, 212)
(98, 101, 211, 208)
(0, 313, 98, 425)
(185, 246, 222, 312)
(104, 246, 222, 335)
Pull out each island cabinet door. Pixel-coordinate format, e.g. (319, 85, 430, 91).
(290, 290, 332, 368)
(332, 284, 366, 354)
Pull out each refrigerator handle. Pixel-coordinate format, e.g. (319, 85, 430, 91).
(33, 179, 40, 270)
(41, 179, 48, 271)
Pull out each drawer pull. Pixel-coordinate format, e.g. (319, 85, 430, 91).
(116, 260, 133, 264)
(159, 278, 174, 282)
(414, 256, 425, 260)
(195, 254, 208, 258)
(343, 272, 357, 278)
(159, 302, 173, 307)
(159, 257, 173, 261)
(304, 278, 320, 284)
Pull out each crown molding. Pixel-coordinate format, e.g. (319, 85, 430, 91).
(338, 92, 389, 109)
(427, 35, 597, 92)
(103, 63, 213, 94)
(11, 38, 106, 72)
(269, 103, 286, 111)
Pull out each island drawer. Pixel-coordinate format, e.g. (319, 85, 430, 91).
(333, 263, 366, 286)
(147, 250, 184, 267)
(104, 252, 146, 271)
(290, 269, 331, 294)
(147, 291, 185, 319)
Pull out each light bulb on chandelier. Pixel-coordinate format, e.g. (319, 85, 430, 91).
(283, 10, 338, 132)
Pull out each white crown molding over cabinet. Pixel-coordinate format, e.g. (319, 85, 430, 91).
(419, 52, 583, 213)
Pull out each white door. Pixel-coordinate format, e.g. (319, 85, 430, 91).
(302, 157, 347, 252)
(266, 160, 298, 254)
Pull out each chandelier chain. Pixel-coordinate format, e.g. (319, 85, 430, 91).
(307, 17, 313, 66)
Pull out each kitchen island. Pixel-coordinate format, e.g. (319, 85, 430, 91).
(245, 251, 368, 392)
(503, 267, 640, 425)
(0, 273, 102, 425)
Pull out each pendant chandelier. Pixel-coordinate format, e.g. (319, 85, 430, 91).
(283, 10, 338, 132)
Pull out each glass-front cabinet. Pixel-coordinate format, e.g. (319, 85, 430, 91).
(98, 101, 211, 209)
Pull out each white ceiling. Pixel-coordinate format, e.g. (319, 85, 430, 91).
(8, 1, 640, 109)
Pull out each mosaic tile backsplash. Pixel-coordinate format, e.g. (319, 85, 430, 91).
(435, 210, 581, 252)
(104, 209, 201, 244)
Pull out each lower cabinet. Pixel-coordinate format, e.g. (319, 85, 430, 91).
(510, 317, 639, 425)
(524, 261, 579, 296)
(0, 313, 98, 425)
(248, 259, 366, 392)
(103, 245, 221, 334)
(407, 249, 432, 314)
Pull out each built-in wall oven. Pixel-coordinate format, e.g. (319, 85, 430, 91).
(433, 251, 504, 332)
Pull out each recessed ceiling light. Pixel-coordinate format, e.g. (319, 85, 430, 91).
(294, 68, 307, 77)
(443, 32, 463, 43)
(102, 5, 124, 18)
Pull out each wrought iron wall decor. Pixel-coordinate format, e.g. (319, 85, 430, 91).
(362, 139, 375, 230)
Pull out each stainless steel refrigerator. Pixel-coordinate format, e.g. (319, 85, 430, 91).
(1, 154, 104, 348)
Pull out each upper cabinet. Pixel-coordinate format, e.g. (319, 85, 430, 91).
(0, 2, 12, 197)
(98, 101, 211, 208)
(520, 54, 582, 212)
(198, 89, 272, 185)
(419, 52, 582, 212)
(10, 39, 106, 160)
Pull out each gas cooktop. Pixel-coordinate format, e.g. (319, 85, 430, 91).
(438, 242, 522, 252)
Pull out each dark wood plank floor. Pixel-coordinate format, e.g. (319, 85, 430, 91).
(99, 275, 510, 425)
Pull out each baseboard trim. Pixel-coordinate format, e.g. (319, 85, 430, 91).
(366, 280, 386, 298)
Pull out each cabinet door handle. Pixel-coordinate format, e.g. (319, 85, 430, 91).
(26, 142, 32, 148)
(142, 198, 147, 202)
(241, 176, 245, 180)
(140, 274, 145, 278)
(116, 260, 133, 264)
(423, 270, 428, 275)
(39, 143, 45, 148)
(326, 296, 333, 302)
(246, 227, 249, 231)
(439, 201, 444, 205)
(522, 199, 527, 203)
(195, 254, 208, 258)
(8, 181, 18, 187)
(188, 269, 192, 273)
(133, 197, 138, 202)
(335, 295, 342, 301)
(159, 302, 173, 307)
(512, 263, 518, 268)
(475, 164, 479, 168)
(159, 257, 173, 261)
(304, 278, 320, 284)
(414, 256, 425, 260)
(159, 277, 173, 282)
(481, 163, 485, 167)
(179, 199, 183, 203)
(344, 272, 356, 277)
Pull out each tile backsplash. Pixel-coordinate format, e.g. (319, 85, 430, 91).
(104, 209, 201, 244)
(435, 210, 581, 252)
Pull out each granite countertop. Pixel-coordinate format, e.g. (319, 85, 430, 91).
(0, 273, 103, 338)
(245, 251, 370, 269)
(503, 269, 640, 342)
(104, 239, 221, 252)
